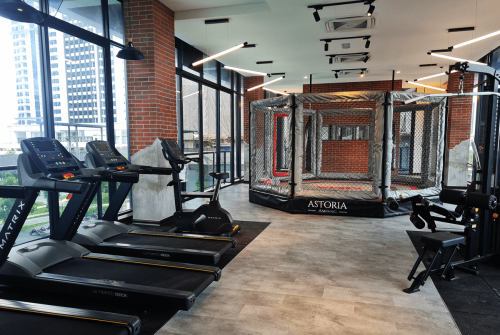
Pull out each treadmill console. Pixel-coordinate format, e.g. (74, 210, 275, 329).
(163, 139, 187, 164)
(86, 141, 129, 170)
(21, 138, 82, 178)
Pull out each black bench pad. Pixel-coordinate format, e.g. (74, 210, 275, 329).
(420, 232, 465, 248)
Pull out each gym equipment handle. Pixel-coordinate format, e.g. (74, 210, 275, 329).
(466, 193, 498, 210)
(0, 185, 28, 199)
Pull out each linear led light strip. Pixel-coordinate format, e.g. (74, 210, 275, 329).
(452, 29, 500, 49)
(428, 52, 485, 65)
(415, 70, 457, 81)
(405, 92, 500, 104)
(406, 81, 446, 92)
(263, 87, 289, 96)
(192, 42, 247, 66)
(224, 66, 267, 76)
(247, 76, 285, 92)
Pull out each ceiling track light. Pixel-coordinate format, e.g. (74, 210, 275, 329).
(263, 87, 289, 96)
(334, 72, 339, 79)
(366, 4, 375, 16)
(321, 36, 371, 49)
(427, 52, 485, 65)
(406, 81, 446, 92)
(448, 27, 475, 33)
(329, 57, 333, 65)
(360, 71, 365, 77)
(363, 56, 370, 63)
(414, 71, 457, 82)
(308, 0, 375, 22)
(224, 66, 267, 76)
(192, 42, 247, 66)
(246, 76, 285, 92)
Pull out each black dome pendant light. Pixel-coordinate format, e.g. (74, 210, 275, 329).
(0, 0, 44, 23)
(116, 39, 145, 60)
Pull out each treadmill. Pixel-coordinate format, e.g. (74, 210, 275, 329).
(0, 186, 141, 335)
(67, 140, 236, 265)
(0, 137, 221, 310)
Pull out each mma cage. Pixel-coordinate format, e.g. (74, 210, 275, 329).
(249, 91, 447, 217)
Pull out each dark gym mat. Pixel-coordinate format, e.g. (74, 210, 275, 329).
(0, 220, 271, 335)
(407, 230, 500, 335)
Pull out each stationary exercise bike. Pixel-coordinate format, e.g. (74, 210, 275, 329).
(161, 138, 240, 237)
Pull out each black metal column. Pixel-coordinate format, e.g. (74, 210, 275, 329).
(198, 83, 204, 192)
(290, 94, 296, 198)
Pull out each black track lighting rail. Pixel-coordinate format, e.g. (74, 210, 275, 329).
(308, 0, 374, 10)
(256, 61, 273, 64)
(430, 48, 453, 53)
(332, 68, 367, 72)
(269, 72, 285, 76)
(448, 27, 475, 33)
(243, 44, 257, 48)
(205, 19, 230, 24)
(326, 52, 369, 57)
(309, 0, 375, 21)
(420, 64, 438, 67)
(321, 36, 371, 42)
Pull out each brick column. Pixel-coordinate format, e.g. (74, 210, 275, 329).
(124, 0, 176, 156)
(444, 71, 476, 186)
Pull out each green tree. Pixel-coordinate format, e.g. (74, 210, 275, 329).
(5, 149, 16, 155)
(0, 172, 19, 221)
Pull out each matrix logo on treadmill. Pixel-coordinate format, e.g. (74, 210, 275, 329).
(0, 201, 25, 250)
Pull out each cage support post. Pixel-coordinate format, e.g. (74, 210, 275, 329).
(442, 98, 449, 188)
(381, 91, 390, 202)
(248, 101, 252, 189)
(290, 94, 297, 198)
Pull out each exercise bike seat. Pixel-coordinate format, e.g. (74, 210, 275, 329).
(209, 172, 229, 180)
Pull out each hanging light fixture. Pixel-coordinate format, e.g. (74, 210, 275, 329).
(324, 42, 329, 52)
(192, 42, 247, 66)
(406, 81, 446, 92)
(451, 29, 500, 50)
(334, 71, 339, 79)
(360, 71, 365, 77)
(116, 39, 145, 60)
(0, 0, 44, 23)
(414, 71, 457, 82)
(427, 52, 485, 65)
(246, 76, 285, 92)
(263, 87, 289, 96)
(366, 4, 375, 16)
(329, 57, 333, 65)
(224, 66, 267, 76)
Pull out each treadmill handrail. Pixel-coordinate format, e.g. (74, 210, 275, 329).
(0, 185, 28, 199)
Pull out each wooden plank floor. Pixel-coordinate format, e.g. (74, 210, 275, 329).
(159, 184, 460, 335)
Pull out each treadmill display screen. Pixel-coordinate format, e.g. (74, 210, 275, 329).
(165, 139, 186, 161)
(88, 141, 127, 168)
(22, 138, 80, 176)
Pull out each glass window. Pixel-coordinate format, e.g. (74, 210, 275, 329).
(220, 92, 232, 181)
(50, 29, 106, 162)
(202, 86, 216, 190)
(182, 78, 200, 192)
(221, 66, 231, 88)
(203, 60, 217, 83)
(108, 0, 125, 44)
(49, 0, 104, 36)
(0, 18, 44, 167)
(112, 46, 128, 157)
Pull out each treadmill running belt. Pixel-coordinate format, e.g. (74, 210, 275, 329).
(44, 258, 214, 296)
(105, 234, 232, 252)
(0, 309, 130, 335)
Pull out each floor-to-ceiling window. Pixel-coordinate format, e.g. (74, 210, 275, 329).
(175, 37, 244, 191)
(0, 0, 129, 242)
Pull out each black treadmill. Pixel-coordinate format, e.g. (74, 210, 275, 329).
(67, 140, 236, 265)
(0, 137, 221, 310)
(0, 185, 141, 335)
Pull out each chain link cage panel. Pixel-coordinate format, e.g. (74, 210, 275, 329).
(250, 106, 292, 196)
(390, 103, 441, 197)
(298, 108, 379, 200)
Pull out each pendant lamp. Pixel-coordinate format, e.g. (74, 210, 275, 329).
(0, 0, 44, 23)
(116, 39, 145, 61)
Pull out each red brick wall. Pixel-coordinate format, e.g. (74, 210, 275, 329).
(243, 76, 264, 144)
(124, 0, 176, 155)
(320, 114, 371, 173)
(446, 72, 475, 150)
(303, 80, 402, 94)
